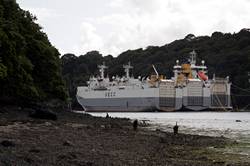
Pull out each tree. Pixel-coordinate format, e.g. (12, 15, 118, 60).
(62, 29, 250, 108)
(0, 0, 67, 105)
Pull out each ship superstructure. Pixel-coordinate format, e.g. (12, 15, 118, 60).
(77, 62, 159, 111)
(159, 50, 231, 111)
(77, 51, 232, 112)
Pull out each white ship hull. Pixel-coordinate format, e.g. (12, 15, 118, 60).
(77, 97, 159, 112)
(77, 79, 232, 112)
(77, 86, 161, 112)
(76, 52, 232, 112)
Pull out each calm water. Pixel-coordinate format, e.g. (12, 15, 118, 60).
(88, 112, 250, 139)
(88, 112, 250, 156)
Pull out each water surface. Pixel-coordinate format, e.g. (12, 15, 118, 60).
(88, 112, 250, 156)
(89, 112, 250, 138)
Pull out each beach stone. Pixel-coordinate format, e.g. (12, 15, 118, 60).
(29, 148, 40, 153)
(105, 124, 111, 129)
(86, 161, 94, 166)
(214, 145, 225, 148)
(213, 161, 225, 164)
(159, 137, 167, 143)
(110, 122, 121, 129)
(29, 108, 57, 120)
(58, 152, 77, 160)
(24, 156, 34, 163)
(22, 108, 35, 113)
(1, 140, 15, 147)
(44, 122, 52, 126)
(63, 140, 73, 146)
(197, 156, 208, 160)
(155, 128, 161, 132)
(86, 125, 93, 129)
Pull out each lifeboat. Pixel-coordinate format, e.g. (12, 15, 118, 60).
(198, 71, 208, 81)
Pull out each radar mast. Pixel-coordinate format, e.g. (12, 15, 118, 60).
(98, 62, 108, 79)
(123, 62, 133, 78)
(190, 50, 197, 65)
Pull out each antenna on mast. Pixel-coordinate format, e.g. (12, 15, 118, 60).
(189, 50, 197, 65)
(123, 62, 133, 78)
(98, 62, 108, 79)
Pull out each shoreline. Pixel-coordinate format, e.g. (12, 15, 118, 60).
(0, 106, 249, 165)
(73, 109, 250, 113)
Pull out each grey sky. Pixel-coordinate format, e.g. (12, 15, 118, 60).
(17, 0, 250, 56)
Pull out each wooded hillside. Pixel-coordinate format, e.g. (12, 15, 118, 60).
(62, 30, 250, 109)
(0, 0, 67, 106)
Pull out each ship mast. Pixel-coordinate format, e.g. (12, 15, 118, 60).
(123, 62, 133, 78)
(190, 50, 197, 65)
(98, 62, 108, 79)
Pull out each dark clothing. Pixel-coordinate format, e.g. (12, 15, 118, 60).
(133, 120, 138, 131)
(173, 124, 178, 134)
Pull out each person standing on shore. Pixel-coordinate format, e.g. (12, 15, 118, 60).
(133, 119, 138, 131)
(173, 122, 178, 134)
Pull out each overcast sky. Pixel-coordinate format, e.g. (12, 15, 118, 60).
(17, 0, 250, 56)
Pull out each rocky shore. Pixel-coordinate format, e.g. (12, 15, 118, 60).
(0, 106, 249, 166)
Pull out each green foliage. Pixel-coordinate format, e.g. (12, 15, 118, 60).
(0, 58, 7, 79)
(0, 0, 67, 104)
(62, 29, 250, 108)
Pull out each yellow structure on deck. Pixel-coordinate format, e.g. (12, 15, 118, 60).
(176, 63, 193, 85)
